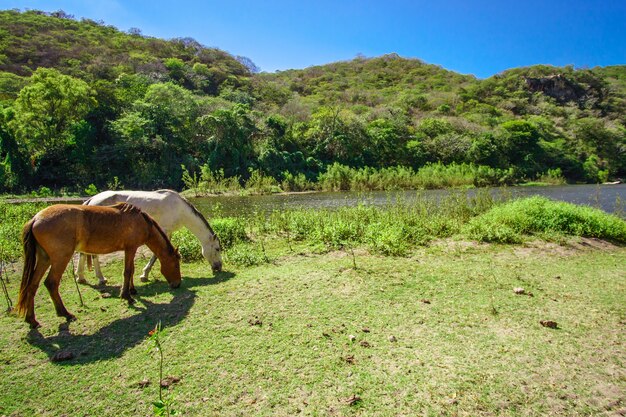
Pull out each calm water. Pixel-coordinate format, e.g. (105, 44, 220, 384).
(191, 184, 626, 218)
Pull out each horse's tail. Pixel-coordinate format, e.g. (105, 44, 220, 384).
(16, 218, 38, 318)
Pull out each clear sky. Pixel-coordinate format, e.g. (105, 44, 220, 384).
(3, 0, 625, 78)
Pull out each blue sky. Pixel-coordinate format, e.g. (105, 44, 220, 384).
(3, 0, 625, 78)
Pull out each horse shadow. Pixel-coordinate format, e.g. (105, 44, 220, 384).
(25, 272, 235, 365)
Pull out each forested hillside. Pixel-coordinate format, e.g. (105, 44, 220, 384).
(0, 9, 624, 193)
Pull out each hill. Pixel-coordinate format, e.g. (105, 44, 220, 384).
(0, 9, 624, 192)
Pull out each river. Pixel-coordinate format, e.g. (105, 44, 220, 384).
(190, 184, 626, 218)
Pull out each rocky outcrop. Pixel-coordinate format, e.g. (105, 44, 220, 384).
(523, 74, 588, 103)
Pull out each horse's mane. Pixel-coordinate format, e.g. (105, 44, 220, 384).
(175, 193, 218, 238)
(111, 202, 141, 213)
(142, 211, 178, 255)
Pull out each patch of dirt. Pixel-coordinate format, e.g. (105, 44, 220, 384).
(428, 237, 620, 259)
(513, 238, 619, 258)
(430, 239, 489, 252)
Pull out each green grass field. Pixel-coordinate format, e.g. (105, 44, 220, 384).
(0, 236, 624, 416)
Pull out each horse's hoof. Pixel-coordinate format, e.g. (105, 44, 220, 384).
(65, 314, 77, 322)
(140, 276, 149, 282)
(76, 277, 87, 284)
(28, 320, 41, 329)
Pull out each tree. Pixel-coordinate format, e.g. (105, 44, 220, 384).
(304, 106, 367, 167)
(497, 120, 545, 177)
(200, 104, 258, 178)
(9, 68, 96, 162)
(365, 118, 410, 166)
(110, 82, 201, 187)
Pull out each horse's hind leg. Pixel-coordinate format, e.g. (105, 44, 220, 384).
(24, 248, 51, 328)
(44, 253, 76, 322)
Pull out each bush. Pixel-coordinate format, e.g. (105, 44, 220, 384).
(0, 202, 47, 261)
(366, 223, 411, 256)
(281, 171, 314, 192)
(225, 243, 266, 267)
(211, 217, 249, 249)
(170, 229, 203, 261)
(465, 196, 626, 243)
(245, 169, 280, 194)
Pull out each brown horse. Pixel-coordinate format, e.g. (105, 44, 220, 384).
(16, 203, 182, 328)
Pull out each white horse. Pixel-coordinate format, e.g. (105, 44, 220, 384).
(76, 189, 222, 284)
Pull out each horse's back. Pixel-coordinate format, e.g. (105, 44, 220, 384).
(85, 190, 171, 206)
(85, 190, 185, 231)
(32, 204, 148, 255)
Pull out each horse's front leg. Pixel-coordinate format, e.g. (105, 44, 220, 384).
(76, 253, 88, 284)
(121, 248, 137, 303)
(93, 255, 107, 285)
(139, 254, 157, 282)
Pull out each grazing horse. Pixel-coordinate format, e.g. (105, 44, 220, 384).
(16, 203, 182, 328)
(77, 189, 221, 284)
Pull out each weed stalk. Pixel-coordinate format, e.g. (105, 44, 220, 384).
(0, 257, 13, 312)
(68, 256, 84, 307)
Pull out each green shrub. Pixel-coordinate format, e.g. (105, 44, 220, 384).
(466, 196, 626, 243)
(211, 217, 249, 249)
(170, 229, 203, 261)
(84, 183, 99, 196)
(366, 223, 410, 256)
(225, 243, 265, 267)
(245, 169, 280, 194)
(281, 171, 314, 192)
(0, 202, 47, 261)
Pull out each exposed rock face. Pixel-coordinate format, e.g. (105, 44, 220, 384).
(523, 74, 587, 103)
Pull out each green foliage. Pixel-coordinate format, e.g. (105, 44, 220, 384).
(197, 165, 241, 194)
(224, 243, 266, 267)
(171, 217, 248, 261)
(280, 171, 314, 192)
(0, 10, 624, 192)
(466, 196, 626, 243)
(170, 229, 203, 262)
(211, 217, 249, 249)
(9, 67, 96, 160)
(244, 169, 280, 194)
(201, 104, 257, 179)
(84, 183, 98, 196)
(0, 201, 46, 261)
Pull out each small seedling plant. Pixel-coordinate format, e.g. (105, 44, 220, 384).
(147, 322, 177, 416)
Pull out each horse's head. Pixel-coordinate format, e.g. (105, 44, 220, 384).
(202, 234, 223, 273)
(161, 248, 182, 288)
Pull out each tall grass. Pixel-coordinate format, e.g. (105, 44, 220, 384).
(314, 162, 516, 191)
(0, 202, 47, 261)
(465, 196, 626, 243)
(183, 162, 521, 196)
(3, 196, 624, 267)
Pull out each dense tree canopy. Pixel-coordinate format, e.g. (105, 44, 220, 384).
(0, 9, 624, 192)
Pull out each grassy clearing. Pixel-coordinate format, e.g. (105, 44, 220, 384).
(0, 239, 624, 416)
(0, 197, 624, 416)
